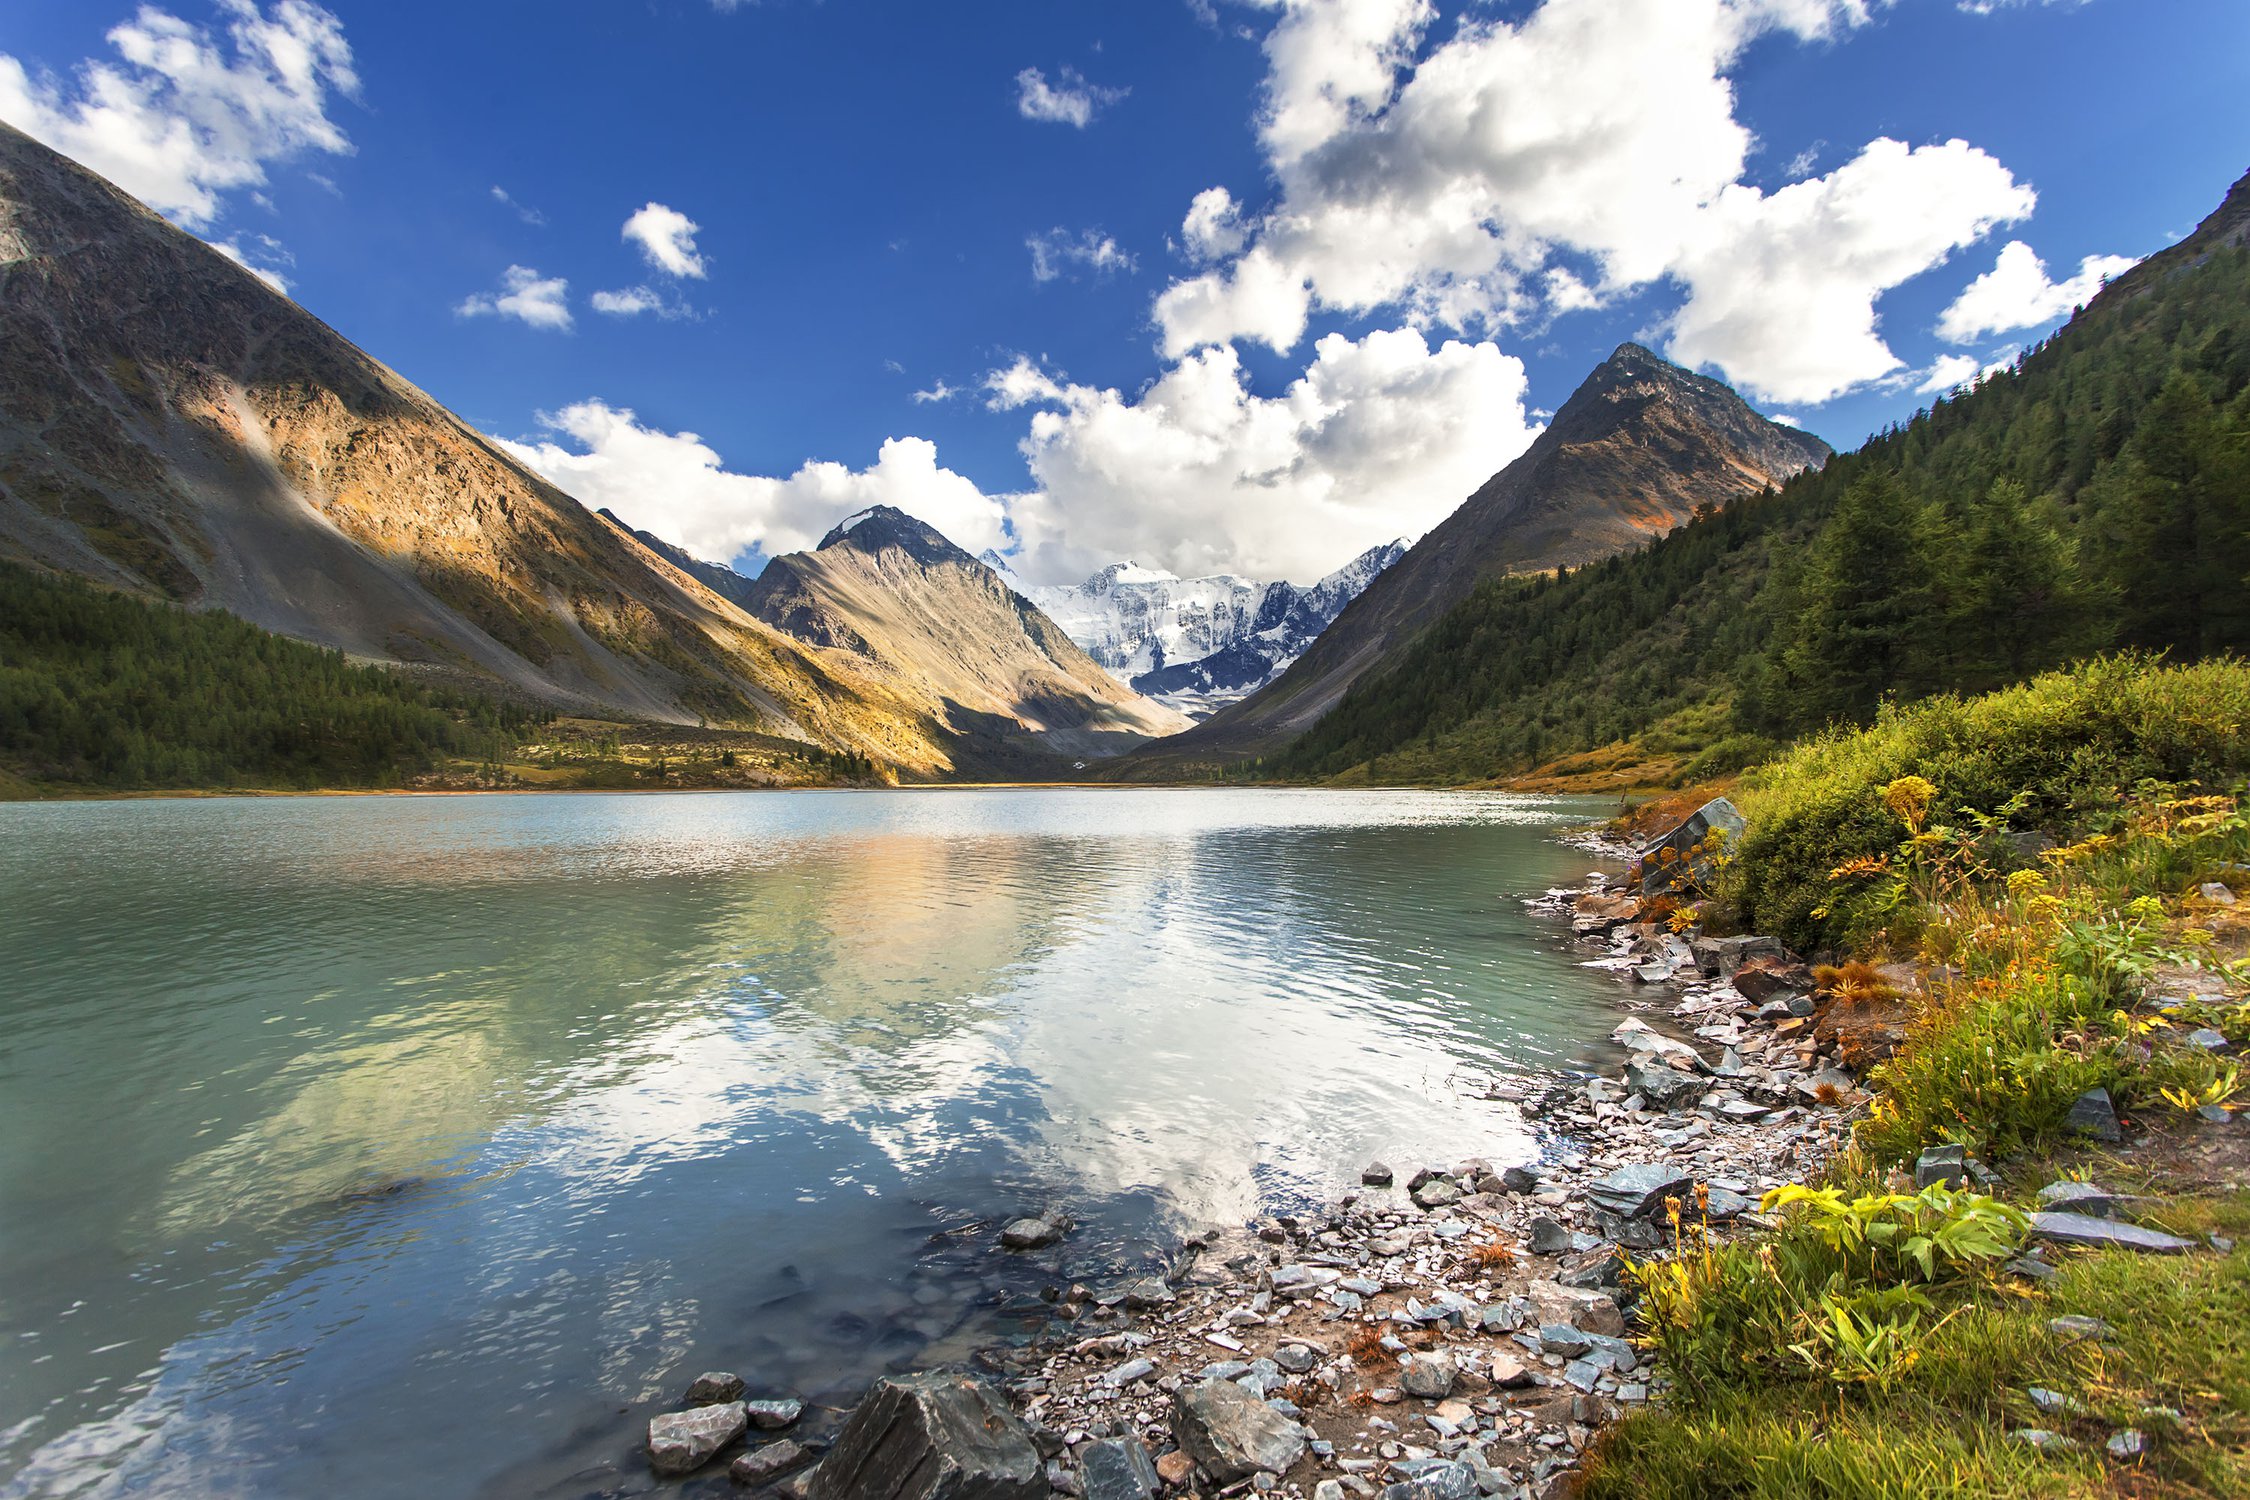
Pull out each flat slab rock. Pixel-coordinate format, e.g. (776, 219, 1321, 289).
(1585, 1163, 1695, 1220)
(2029, 1211, 2197, 1255)
(1171, 1377, 1306, 1483)
(805, 1373, 1044, 1500)
(649, 1401, 748, 1476)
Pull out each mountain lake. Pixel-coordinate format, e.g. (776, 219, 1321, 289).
(0, 788, 1638, 1498)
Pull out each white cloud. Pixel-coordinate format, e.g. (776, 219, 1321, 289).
(1027, 228, 1136, 283)
(983, 357, 1069, 412)
(490, 184, 544, 226)
(0, 0, 359, 230)
(1666, 137, 2035, 401)
(207, 231, 291, 292)
(590, 284, 698, 320)
(1916, 353, 1981, 394)
(994, 326, 1540, 584)
(1014, 66, 1127, 128)
(457, 265, 572, 330)
(1957, 0, 2088, 14)
(499, 405, 1011, 565)
(1153, 0, 2035, 402)
(910, 380, 959, 405)
(1935, 239, 2136, 343)
(1180, 186, 1249, 263)
(621, 201, 706, 278)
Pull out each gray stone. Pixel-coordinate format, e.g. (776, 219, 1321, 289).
(1412, 1179, 1462, 1210)
(2035, 1182, 2116, 1217)
(1623, 1061, 1702, 1109)
(1001, 1218, 1064, 1250)
(1527, 1218, 1573, 1256)
(2047, 1315, 2113, 1342)
(2027, 1387, 2081, 1417)
(1538, 1325, 1593, 1359)
(1363, 1162, 1395, 1187)
(1272, 1344, 1319, 1375)
(651, 1402, 749, 1476)
(689, 1371, 749, 1406)
(2186, 1028, 2232, 1052)
(1079, 1438, 1162, 1500)
(1638, 799, 1748, 896)
(1702, 1187, 1757, 1222)
(735, 1441, 812, 1486)
(1398, 1353, 1456, 1400)
(2106, 1429, 2147, 1460)
(2199, 882, 2238, 905)
(806, 1374, 1043, 1500)
(1487, 1353, 1535, 1389)
(1380, 1461, 1479, 1500)
(1585, 1164, 1695, 1220)
(1914, 1146, 1967, 1190)
(748, 1398, 806, 1430)
(1105, 1358, 1157, 1388)
(2030, 1212, 2196, 1254)
(2198, 1104, 2237, 1125)
(1501, 1166, 1541, 1195)
(2010, 1429, 2078, 1454)
(1171, 1378, 1305, 1482)
(2065, 1088, 2122, 1143)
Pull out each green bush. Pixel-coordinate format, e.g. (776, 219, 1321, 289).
(1727, 655, 2250, 950)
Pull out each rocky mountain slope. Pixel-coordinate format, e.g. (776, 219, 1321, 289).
(0, 120, 1055, 778)
(742, 507, 1190, 759)
(1143, 344, 1831, 763)
(1010, 540, 1408, 720)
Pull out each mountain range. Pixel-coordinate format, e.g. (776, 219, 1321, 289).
(1132, 341, 1832, 767)
(0, 121, 1179, 778)
(1, 113, 1871, 791)
(1007, 540, 1408, 720)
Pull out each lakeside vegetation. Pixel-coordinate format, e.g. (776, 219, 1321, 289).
(0, 561, 880, 796)
(1272, 225, 2250, 788)
(1581, 659, 2250, 1500)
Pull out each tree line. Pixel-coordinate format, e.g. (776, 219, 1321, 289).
(1275, 231, 2250, 783)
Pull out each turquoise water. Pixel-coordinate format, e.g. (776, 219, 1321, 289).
(0, 788, 1627, 1498)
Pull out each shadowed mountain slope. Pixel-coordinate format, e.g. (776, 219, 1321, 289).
(0, 120, 1022, 775)
(1135, 343, 1830, 765)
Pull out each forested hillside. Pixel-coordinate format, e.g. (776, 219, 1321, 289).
(1274, 171, 2250, 785)
(0, 563, 541, 790)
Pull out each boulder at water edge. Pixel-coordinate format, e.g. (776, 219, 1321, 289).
(805, 1374, 1044, 1500)
(649, 1401, 749, 1475)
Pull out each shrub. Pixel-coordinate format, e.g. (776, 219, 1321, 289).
(1727, 655, 2250, 950)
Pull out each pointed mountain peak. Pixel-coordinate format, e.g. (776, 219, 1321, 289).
(1552, 341, 1833, 468)
(815, 505, 978, 568)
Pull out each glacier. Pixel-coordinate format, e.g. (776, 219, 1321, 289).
(998, 540, 1410, 720)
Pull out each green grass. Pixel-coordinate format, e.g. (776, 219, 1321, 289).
(1586, 1199, 2250, 1500)
(1725, 654, 2250, 952)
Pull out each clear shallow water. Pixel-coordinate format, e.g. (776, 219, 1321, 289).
(0, 788, 1628, 1499)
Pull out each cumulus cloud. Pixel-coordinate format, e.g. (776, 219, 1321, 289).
(1936, 239, 2137, 343)
(1180, 187, 1250, 264)
(621, 202, 707, 278)
(1666, 137, 2035, 401)
(994, 327, 1539, 584)
(1014, 66, 1127, 128)
(1916, 352, 1982, 394)
(498, 405, 1011, 565)
(457, 265, 572, 330)
(207, 232, 292, 293)
(0, 0, 358, 230)
(1153, 0, 2035, 402)
(1027, 228, 1136, 283)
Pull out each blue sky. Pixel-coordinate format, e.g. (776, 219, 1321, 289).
(3, 0, 2245, 586)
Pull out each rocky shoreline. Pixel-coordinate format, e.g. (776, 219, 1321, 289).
(633, 809, 1880, 1500)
